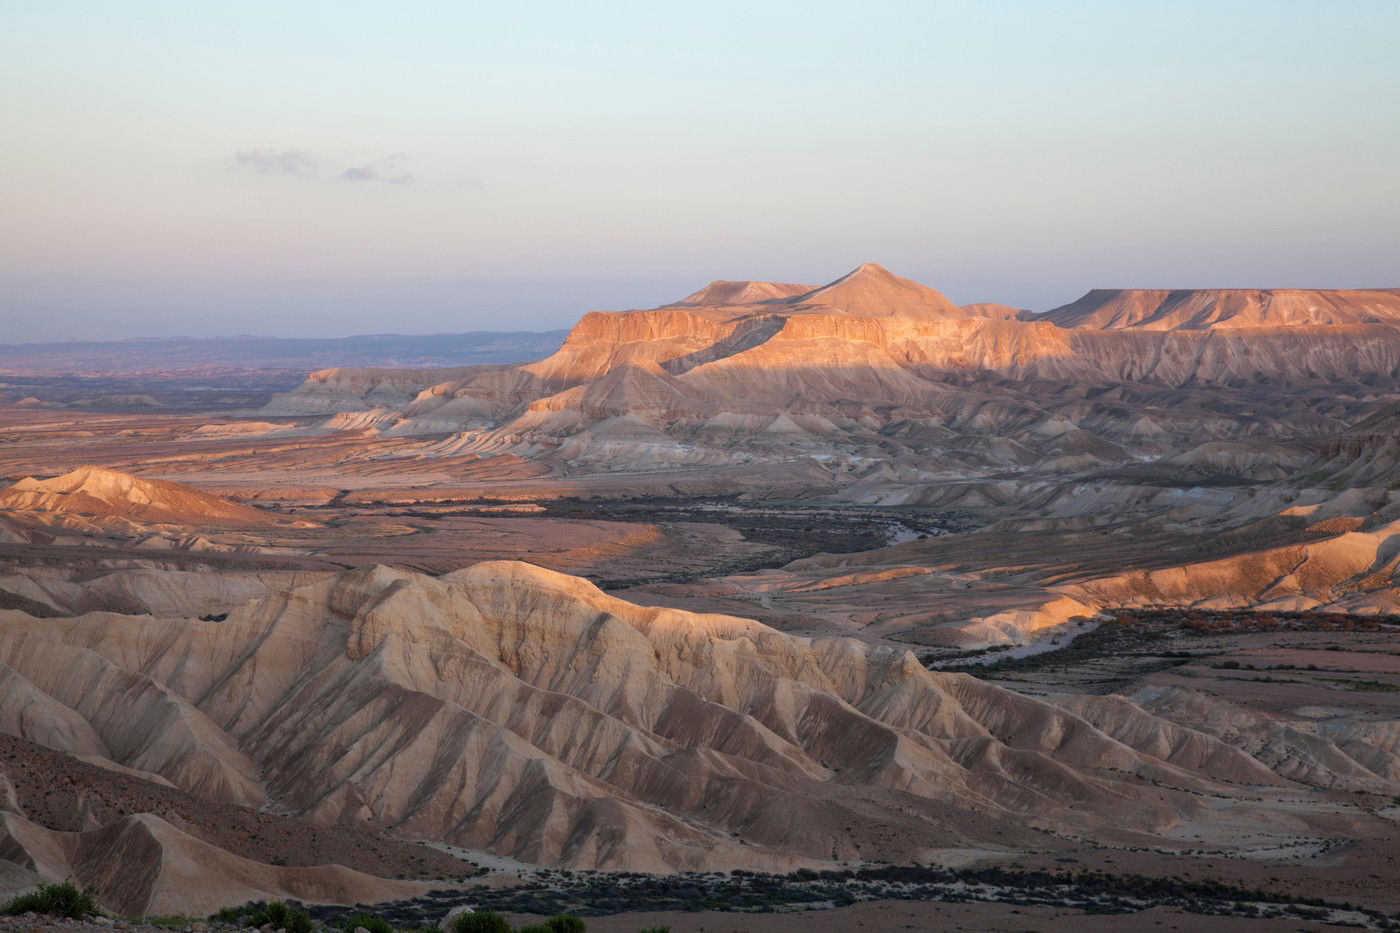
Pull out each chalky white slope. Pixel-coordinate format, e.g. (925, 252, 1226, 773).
(1, 561, 1393, 876)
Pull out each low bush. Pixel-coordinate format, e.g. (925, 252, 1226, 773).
(209, 904, 251, 924)
(1, 882, 99, 919)
(454, 910, 513, 933)
(212, 900, 315, 933)
(490, 916, 587, 933)
(333, 912, 397, 933)
(545, 916, 586, 933)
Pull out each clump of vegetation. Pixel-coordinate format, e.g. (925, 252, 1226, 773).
(1330, 678, 1400, 693)
(454, 910, 514, 933)
(1, 882, 100, 919)
(211, 900, 314, 933)
(332, 912, 397, 933)
(933, 606, 1399, 681)
(543, 916, 585, 933)
(1168, 607, 1393, 634)
(254, 901, 316, 933)
(209, 904, 248, 923)
(453, 912, 586, 933)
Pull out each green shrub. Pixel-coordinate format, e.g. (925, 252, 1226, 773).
(333, 912, 397, 933)
(209, 904, 252, 923)
(454, 910, 513, 933)
(544, 916, 585, 933)
(637, 928, 670, 933)
(528, 919, 588, 933)
(1, 882, 99, 919)
(237, 901, 315, 933)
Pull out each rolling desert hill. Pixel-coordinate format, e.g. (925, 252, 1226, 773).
(2, 263, 1399, 925)
(0, 560, 1393, 888)
(0, 466, 303, 536)
(0, 467, 320, 554)
(0, 733, 465, 916)
(235, 264, 1400, 650)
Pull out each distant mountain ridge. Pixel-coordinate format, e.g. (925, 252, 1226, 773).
(663, 262, 1022, 320)
(0, 330, 570, 376)
(1042, 288, 1400, 330)
(260, 263, 1400, 494)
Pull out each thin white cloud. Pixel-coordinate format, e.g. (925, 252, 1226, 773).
(227, 149, 417, 185)
(338, 153, 413, 185)
(228, 147, 319, 177)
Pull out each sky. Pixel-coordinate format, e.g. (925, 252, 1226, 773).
(2, 1, 1398, 342)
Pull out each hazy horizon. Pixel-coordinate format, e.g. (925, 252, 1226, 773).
(7, 267, 1400, 346)
(0, 325, 573, 347)
(4, 1, 1398, 341)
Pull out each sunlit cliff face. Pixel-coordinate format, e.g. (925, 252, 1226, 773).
(266, 264, 1400, 470)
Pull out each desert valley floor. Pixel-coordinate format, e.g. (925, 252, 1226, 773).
(1, 266, 1398, 930)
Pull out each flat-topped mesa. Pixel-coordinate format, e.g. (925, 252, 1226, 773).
(262, 264, 1400, 444)
(263, 365, 489, 414)
(521, 308, 744, 388)
(1044, 287, 1400, 330)
(666, 279, 813, 308)
(521, 264, 974, 389)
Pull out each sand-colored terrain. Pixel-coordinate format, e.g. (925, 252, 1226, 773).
(258, 266, 1400, 485)
(0, 561, 1396, 912)
(1, 263, 1398, 926)
(1043, 287, 1400, 330)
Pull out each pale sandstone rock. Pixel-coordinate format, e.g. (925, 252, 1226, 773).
(0, 560, 1393, 881)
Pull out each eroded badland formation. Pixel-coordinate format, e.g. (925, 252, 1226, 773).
(2, 264, 1399, 928)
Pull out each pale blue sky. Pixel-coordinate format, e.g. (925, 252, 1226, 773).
(2, 1, 1397, 340)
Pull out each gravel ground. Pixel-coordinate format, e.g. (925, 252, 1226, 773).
(0, 918, 256, 933)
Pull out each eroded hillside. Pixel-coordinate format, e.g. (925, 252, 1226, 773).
(1, 263, 1398, 924)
